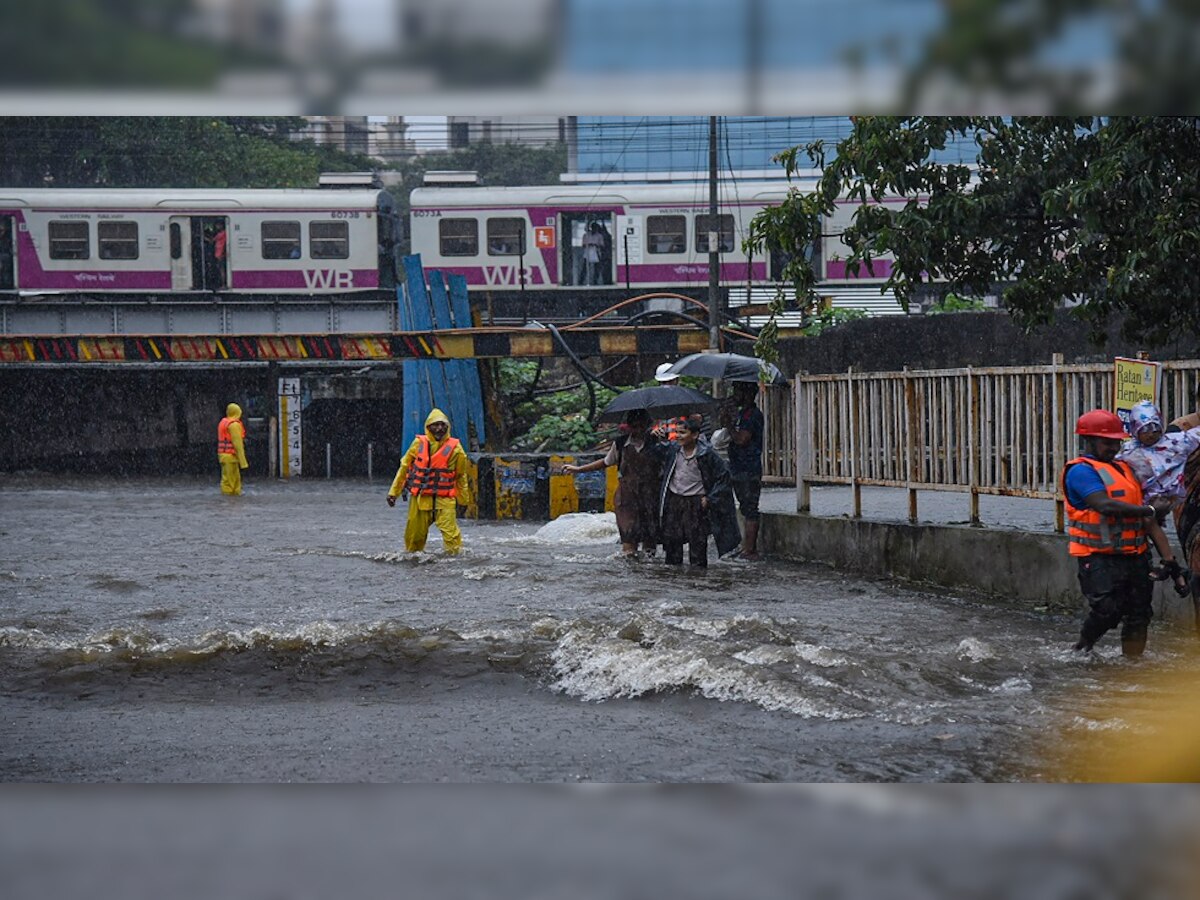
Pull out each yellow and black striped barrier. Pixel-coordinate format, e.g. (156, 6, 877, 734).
(0, 326, 714, 366)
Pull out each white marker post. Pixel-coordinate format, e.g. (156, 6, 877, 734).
(278, 377, 302, 479)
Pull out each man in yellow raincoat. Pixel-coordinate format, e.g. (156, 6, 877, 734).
(217, 402, 249, 495)
(386, 408, 473, 554)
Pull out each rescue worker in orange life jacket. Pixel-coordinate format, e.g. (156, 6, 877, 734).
(1064, 409, 1182, 656)
(652, 362, 688, 442)
(217, 402, 249, 496)
(386, 408, 473, 554)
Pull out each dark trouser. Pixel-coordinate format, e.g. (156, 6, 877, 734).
(1076, 553, 1153, 656)
(662, 492, 708, 567)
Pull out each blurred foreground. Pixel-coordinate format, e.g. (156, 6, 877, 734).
(3, 786, 1198, 899)
(2, 1, 1197, 113)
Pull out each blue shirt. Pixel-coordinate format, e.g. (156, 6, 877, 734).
(1064, 456, 1109, 509)
(728, 404, 764, 476)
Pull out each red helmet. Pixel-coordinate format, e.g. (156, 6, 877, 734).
(1075, 409, 1127, 440)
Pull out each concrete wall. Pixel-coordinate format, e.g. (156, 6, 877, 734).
(762, 510, 1078, 610)
(762, 510, 1197, 624)
(1, 367, 406, 477)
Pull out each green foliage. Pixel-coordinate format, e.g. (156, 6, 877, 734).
(900, 2, 1200, 113)
(802, 306, 867, 336)
(926, 293, 986, 315)
(0, 1, 227, 88)
(495, 358, 540, 394)
(0, 117, 377, 188)
(746, 116, 1200, 353)
(509, 384, 619, 452)
(495, 358, 620, 452)
(513, 410, 602, 453)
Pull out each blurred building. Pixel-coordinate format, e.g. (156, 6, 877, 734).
(400, 0, 557, 46)
(447, 116, 570, 149)
(300, 116, 416, 163)
(301, 116, 371, 156)
(368, 117, 416, 162)
(566, 116, 980, 184)
(190, 0, 287, 56)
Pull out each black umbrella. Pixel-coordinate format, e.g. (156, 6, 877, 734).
(661, 352, 787, 385)
(597, 385, 716, 423)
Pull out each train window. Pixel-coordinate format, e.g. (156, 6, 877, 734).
(647, 216, 686, 254)
(695, 214, 735, 254)
(48, 221, 90, 260)
(262, 221, 301, 259)
(169, 223, 182, 259)
(439, 218, 478, 256)
(486, 218, 525, 256)
(98, 222, 139, 260)
(309, 221, 348, 259)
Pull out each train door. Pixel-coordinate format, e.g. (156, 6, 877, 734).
(560, 212, 614, 287)
(769, 236, 821, 282)
(0, 215, 14, 290)
(169, 217, 193, 290)
(173, 215, 228, 291)
(197, 216, 228, 291)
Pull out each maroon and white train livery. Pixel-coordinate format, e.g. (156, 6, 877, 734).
(0, 188, 400, 297)
(409, 179, 901, 297)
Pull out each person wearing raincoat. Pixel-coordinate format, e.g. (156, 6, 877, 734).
(217, 402, 249, 496)
(386, 408, 473, 554)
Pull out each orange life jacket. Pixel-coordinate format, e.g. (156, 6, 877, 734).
(217, 416, 244, 456)
(657, 416, 686, 442)
(405, 435, 461, 497)
(1061, 456, 1148, 557)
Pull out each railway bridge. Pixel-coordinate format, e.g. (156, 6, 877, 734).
(0, 292, 754, 478)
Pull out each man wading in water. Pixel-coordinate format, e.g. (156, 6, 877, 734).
(1063, 409, 1183, 656)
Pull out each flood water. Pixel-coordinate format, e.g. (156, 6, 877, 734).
(5, 475, 1200, 783)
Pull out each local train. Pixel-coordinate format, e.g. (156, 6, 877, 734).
(0, 180, 905, 322)
(0, 187, 401, 298)
(408, 179, 906, 320)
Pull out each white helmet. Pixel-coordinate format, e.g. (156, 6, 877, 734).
(655, 362, 679, 382)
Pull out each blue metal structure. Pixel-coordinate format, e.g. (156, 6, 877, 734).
(398, 255, 488, 453)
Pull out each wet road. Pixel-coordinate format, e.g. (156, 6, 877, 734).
(3, 475, 1200, 782)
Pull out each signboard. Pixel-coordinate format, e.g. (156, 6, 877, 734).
(1113, 357, 1161, 424)
(278, 377, 302, 478)
(616, 215, 643, 265)
(534, 226, 555, 249)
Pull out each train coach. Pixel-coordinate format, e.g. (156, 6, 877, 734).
(0, 187, 401, 299)
(409, 178, 908, 322)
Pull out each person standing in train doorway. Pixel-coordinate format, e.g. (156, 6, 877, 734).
(204, 223, 227, 290)
(386, 408, 473, 555)
(217, 402, 249, 496)
(582, 221, 605, 285)
(729, 381, 765, 560)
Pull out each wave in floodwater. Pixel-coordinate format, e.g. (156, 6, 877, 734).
(0, 603, 1071, 725)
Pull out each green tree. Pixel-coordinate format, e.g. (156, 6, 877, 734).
(495, 358, 619, 452)
(0, 117, 377, 188)
(745, 116, 1200, 357)
(901, 1, 1200, 113)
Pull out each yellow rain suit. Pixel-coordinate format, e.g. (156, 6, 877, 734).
(217, 402, 249, 496)
(388, 408, 473, 554)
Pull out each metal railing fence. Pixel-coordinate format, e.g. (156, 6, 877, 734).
(759, 356, 1200, 531)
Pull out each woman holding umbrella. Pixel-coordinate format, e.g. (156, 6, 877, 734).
(563, 409, 664, 558)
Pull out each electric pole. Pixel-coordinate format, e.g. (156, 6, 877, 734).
(708, 115, 720, 351)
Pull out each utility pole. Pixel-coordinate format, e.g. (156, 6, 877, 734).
(708, 115, 720, 351)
